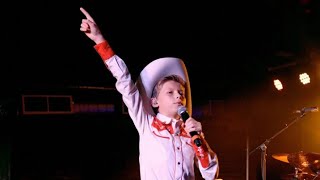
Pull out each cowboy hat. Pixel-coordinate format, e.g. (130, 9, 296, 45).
(136, 57, 192, 116)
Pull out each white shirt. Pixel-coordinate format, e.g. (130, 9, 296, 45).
(105, 55, 218, 180)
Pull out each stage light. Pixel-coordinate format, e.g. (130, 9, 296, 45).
(273, 79, 283, 91)
(299, 72, 310, 85)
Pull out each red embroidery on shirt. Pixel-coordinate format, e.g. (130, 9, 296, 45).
(179, 126, 190, 138)
(152, 117, 173, 133)
(152, 131, 170, 139)
(152, 117, 190, 138)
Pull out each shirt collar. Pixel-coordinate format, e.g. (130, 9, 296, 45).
(156, 113, 181, 124)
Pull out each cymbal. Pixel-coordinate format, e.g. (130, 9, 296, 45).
(281, 172, 319, 180)
(307, 153, 320, 175)
(272, 153, 290, 163)
(272, 151, 320, 175)
(287, 151, 320, 175)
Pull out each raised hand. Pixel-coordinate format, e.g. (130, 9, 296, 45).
(80, 7, 105, 44)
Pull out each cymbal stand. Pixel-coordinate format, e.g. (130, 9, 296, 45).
(294, 167, 299, 179)
(312, 172, 319, 180)
(249, 112, 308, 180)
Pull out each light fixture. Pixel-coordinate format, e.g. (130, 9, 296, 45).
(299, 72, 310, 85)
(273, 79, 283, 91)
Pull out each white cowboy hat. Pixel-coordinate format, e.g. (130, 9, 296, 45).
(136, 57, 192, 116)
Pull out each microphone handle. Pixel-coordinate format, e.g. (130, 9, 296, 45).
(190, 131, 202, 147)
(181, 112, 202, 147)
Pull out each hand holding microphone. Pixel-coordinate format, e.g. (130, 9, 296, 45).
(178, 106, 213, 168)
(178, 106, 202, 147)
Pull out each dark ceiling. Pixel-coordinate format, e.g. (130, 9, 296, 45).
(6, 0, 320, 100)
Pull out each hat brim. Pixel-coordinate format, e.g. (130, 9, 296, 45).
(136, 57, 192, 116)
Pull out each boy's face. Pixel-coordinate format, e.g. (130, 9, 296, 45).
(154, 80, 186, 119)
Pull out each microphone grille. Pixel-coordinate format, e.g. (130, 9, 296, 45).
(177, 106, 187, 115)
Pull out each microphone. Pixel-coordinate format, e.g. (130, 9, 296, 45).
(294, 107, 319, 114)
(178, 106, 202, 147)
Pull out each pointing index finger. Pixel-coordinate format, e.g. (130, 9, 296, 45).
(80, 7, 95, 22)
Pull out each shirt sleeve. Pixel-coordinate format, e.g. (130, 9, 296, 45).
(94, 41, 115, 61)
(93, 41, 150, 134)
(193, 135, 220, 179)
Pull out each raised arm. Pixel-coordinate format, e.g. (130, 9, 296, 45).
(79, 7, 150, 134)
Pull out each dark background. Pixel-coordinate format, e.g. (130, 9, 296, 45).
(0, 0, 319, 179)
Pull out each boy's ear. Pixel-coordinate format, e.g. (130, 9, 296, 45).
(151, 98, 159, 108)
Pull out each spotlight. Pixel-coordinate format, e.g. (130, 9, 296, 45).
(273, 79, 283, 91)
(299, 72, 310, 85)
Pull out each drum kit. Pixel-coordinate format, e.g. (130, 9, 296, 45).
(272, 151, 320, 180)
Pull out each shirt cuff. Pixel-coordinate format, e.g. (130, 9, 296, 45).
(94, 41, 115, 61)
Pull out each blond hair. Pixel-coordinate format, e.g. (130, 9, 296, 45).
(151, 75, 186, 98)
